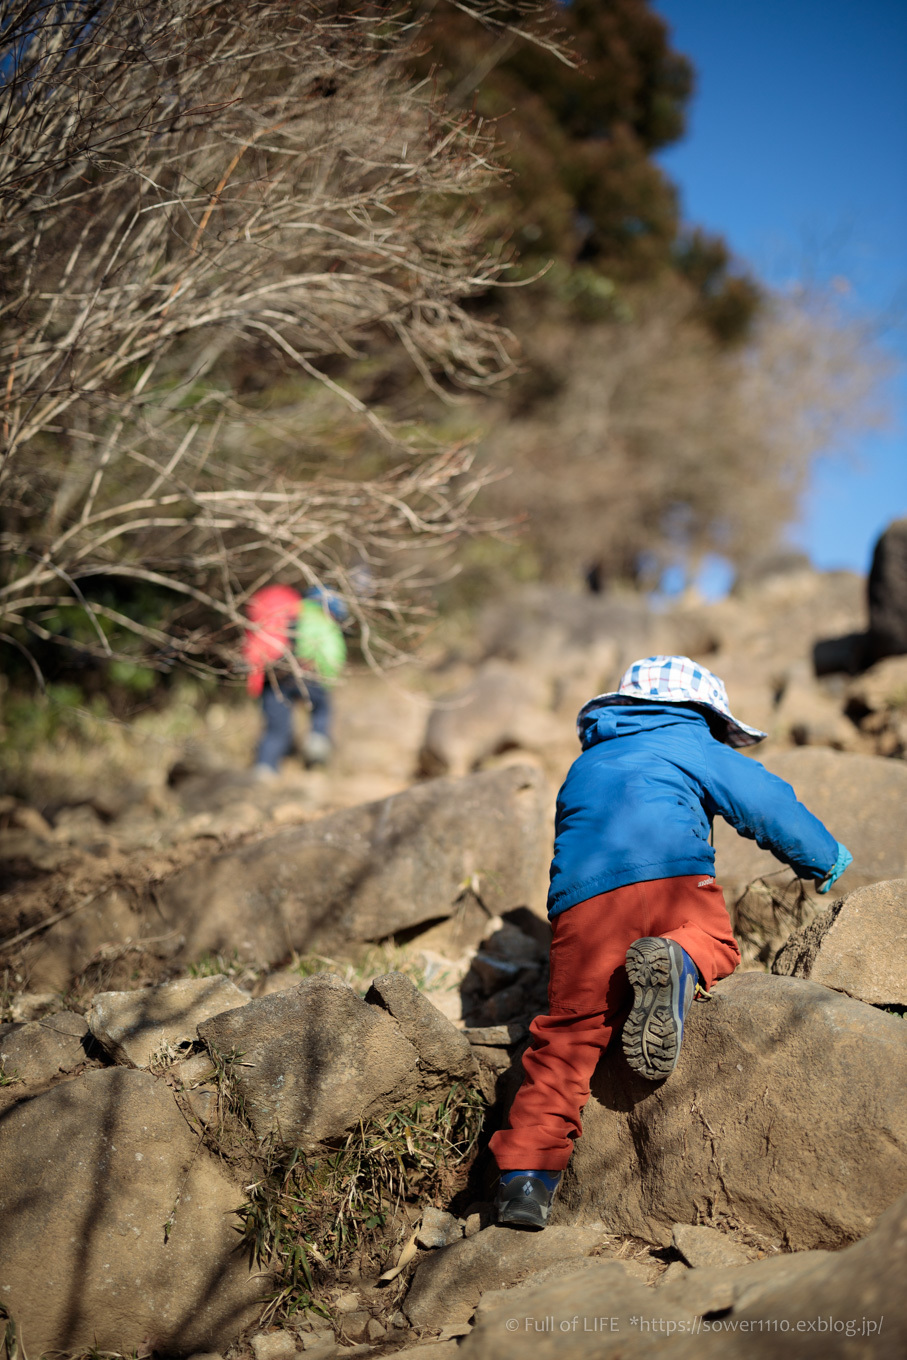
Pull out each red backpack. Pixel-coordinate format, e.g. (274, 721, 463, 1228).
(242, 585, 302, 696)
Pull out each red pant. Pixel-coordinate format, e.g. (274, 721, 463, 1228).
(489, 875, 740, 1171)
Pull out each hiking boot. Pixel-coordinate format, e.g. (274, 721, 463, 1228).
(623, 937, 698, 1081)
(302, 731, 332, 767)
(495, 1170, 561, 1230)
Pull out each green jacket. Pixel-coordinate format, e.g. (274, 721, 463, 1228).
(294, 599, 346, 682)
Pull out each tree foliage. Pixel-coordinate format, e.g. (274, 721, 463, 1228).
(481, 278, 893, 589)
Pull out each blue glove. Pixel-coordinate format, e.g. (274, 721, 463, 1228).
(818, 842, 852, 894)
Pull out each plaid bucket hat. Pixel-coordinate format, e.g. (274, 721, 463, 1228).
(577, 655, 767, 748)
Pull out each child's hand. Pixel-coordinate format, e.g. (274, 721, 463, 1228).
(818, 842, 853, 894)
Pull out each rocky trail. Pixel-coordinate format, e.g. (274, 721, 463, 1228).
(2, 563, 907, 1359)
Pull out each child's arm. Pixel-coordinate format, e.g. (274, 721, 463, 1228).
(704, 743, 843, 886)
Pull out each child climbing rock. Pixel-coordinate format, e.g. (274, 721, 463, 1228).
(491, 655, 852, 1229)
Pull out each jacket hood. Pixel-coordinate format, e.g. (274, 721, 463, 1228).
(578, 701, 711, 751)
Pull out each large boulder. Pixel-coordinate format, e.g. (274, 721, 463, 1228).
(364, 972, 479, 1088)
(0, 1010, 90, 1087)
(460, 1192, 907, 1358)
(772, 880, 907, 1006)
(198, 972, 473, 1148)
(157, 764, 550, 965)
(679, 569, 866, 736)
(404, 1224, 609, 1329)
(557, 972, 907, 1250)
(88, 975, 250, 1067)
(714, 748, 907, 960)
(845, 654, 907, 756)
(0, 1067, 264, 1356)
(418, 660, 560, 778)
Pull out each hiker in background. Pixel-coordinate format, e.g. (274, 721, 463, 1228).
(244, 584, 349, 776)
(491, 655, 852, 1230)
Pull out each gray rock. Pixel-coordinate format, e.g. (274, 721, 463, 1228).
(715, 748, 907, 911)
(416, 1206, 462, 1249)
(773, 879, 907, 1006)
(157, 765, 550, 965)
(845, 654, 907, 715)
(474, 1257, 634, 1321)
(175, 1052, 218, 1087)
(654, 1250, 832, 1318)
(482, 922, 547, 964)
(714, 747, 907, 962)
(339, 1311, 370, 1343)
(199, 973, 425, 1147)
(560, 972, 907, 1250)
(671, 1224, 751, 1269)
(418, 660, 559, 778)
(88, 976, 250, 1068)
(464, 1024, 528, 1047)
(656, 1261, 690, 1289)
(462, 1259, 672, 1359)
(251, 1333, 298, 1360)
(365, 972, 478, 1090)
(472, 952, 529, 994)
(404, 1224, 608, 1329)
(0, 1011, 89, 1085)
(459, 1187, 907, 1360)
(0, 1067, 265, 1355)
(458, 1242, 853, 1358)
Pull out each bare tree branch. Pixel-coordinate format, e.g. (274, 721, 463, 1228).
(0, 0, 549, 676)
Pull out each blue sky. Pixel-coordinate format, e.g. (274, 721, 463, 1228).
(653, 0, 907, 578)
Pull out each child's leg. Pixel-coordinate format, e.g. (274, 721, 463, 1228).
(489, 883, 652, 1172)
(643, 875, 740, 988)
(256, 680, 297, 770)
(303, 678, 332, 739)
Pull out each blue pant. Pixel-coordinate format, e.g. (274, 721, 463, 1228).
(256, 676, 331, 771)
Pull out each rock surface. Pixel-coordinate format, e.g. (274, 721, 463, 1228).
(773, 879, 907, 1006)
(88, 976, 250, 1067)
(405, 1224, 608, 1329)
(558, 972, 907, 1249)
(418, 659, 559, 777)
(417, 1206, 463, 1249)
(157, 765, 551, 964)
(198, 973, 442, 1147)
(0, 1010, 90, 1085)
(714, 747, 907, 962)
(671, 1224, 751, 1270)
(364, 972, 479, 1090)
(715, 747, 907, 905)
(0, 1067, 264, 1356)
(460, 1191, 907, 1357)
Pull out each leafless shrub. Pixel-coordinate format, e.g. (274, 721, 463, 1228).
(0, 0, 558, 678)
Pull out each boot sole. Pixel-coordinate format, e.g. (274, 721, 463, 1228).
(496, 1201, 548, 1230)
(623, 938, 688, 1080)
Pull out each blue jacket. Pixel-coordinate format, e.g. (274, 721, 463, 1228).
(547, 703, 838, 919)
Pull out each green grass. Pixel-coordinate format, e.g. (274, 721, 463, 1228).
(236, 1083, 485, 1324)
(187, 950, 246, 980)
(0, 1064, 22, 1088)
